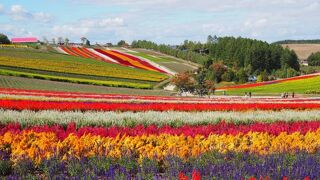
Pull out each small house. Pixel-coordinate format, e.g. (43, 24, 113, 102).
(11, 37, 39, 46)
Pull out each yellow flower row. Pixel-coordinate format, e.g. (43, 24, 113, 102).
(0, 56, 167, 82)
(1, 131, 320, 164)
(0, 44, 29, 48)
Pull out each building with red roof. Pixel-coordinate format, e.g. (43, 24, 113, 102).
(11, 37, 38, 44)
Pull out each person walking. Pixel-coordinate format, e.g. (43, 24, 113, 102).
(292, 92, 295, 98)
(249, 92, 252, 98)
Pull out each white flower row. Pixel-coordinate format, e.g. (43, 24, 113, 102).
(1, 109, 319, 127)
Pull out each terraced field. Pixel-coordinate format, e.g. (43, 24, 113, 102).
(218, 73, 320, 95)
(0, 48, 168, 89)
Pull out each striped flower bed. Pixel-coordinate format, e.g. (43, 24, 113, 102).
(56, 46, 172, 74)
(1, 122, 320, 178)
(0, 88, 320, 178)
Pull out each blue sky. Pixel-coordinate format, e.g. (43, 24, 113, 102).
(0, 0, 319, 44)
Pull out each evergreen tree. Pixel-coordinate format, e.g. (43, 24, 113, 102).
(307, 52, 320, 66)
(0, 34, 10, 44)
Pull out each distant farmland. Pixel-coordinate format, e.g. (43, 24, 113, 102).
(281, 44, 320, 60)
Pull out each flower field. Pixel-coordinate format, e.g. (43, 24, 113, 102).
(217, 73, 320, 95)
(57, 46, 174, 74)
(0, 87, 320, 178)
(0, 48, 169, 90)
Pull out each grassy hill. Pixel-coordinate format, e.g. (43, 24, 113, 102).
(124, 48, 199, 73)
(281, 44, 320, 60)
(0, 48, 169, 89)
(218, 74, 320, 96)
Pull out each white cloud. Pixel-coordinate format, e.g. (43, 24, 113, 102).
(244, 18, 268, 29)
(9, 5, 53, 23)
(10, 5, 32, 20)
(2, 0, 320, 44)
(0, 24, 34, 37)
(0, 4, 4, 14)
(51, 17, 125, 41)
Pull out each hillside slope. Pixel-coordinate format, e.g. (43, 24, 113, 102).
(281, 44, 320, 60)
(0, 48, 168, 89)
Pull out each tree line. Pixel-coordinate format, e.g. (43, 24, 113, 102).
(131, 40, 208, 64)
(133, 36, 300, 84)
(308, 52, 320, 66)
(274, 39, 320, 44)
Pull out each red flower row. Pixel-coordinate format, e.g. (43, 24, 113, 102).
(3, 87, 319, 103)
(1, 99, 320, 111)
(2, 121, 320, 139)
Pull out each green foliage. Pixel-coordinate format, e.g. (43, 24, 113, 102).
(258, 70, 269, 82)
(131, 40, 208, 64)
(194, 68, 215, 96)
(209, 61, 227, 83)
(39, 156, 65, 177)
(307, 52, 320, 66)
(118, 40, 127, 46)
(67, 158, 84, 177)
(305, 90, 320, 94)
(0, 34, 11, 44)
(226, 75, 320, 95)
(280, 48, 300, 71)
(221, 69, 235, 82)
(208, 37, 299, 72)
(301, 66, 320, 74)
(171, 71, 195, 95)
(273, 39, 320, 44)
(13, 157, 35, 176)
(236, 68, 248, 84)
(0, 160, 12, 176)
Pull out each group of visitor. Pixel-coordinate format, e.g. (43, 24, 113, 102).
(281, 92, 295, 98)
(244, 92, 252, 98)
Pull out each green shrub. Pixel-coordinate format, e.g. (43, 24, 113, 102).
(305, 90, 320, 94)
(0, 160, 12, 176)
(13, 158, 35, 176)
(308, 52, 320, 66)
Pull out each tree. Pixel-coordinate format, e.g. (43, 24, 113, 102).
(192, 68, 216, 97)
(236, 68, 248, 83)
(64, 38, 69, 46)
(280, 48, 300, 71)
(42, 37, 49, 45)
(52, 38, 56, 45)
(0, 34, 10, 44)
(85, 39, 90, 46)
(210, 61, 227, 83)
(307, 52, 320, 66)
(207, 35, 214, 44)
(257, 70, 269, 82)
(221, 69, 235, 82)
(57, 37, 64, 45)
(81, 37, 87, 45)
(171, 72, 195, 95)
(117, 40, 127, 47)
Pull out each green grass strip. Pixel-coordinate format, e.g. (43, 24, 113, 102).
(225, 75, 320, 95)
(0, 69, 152, 89)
